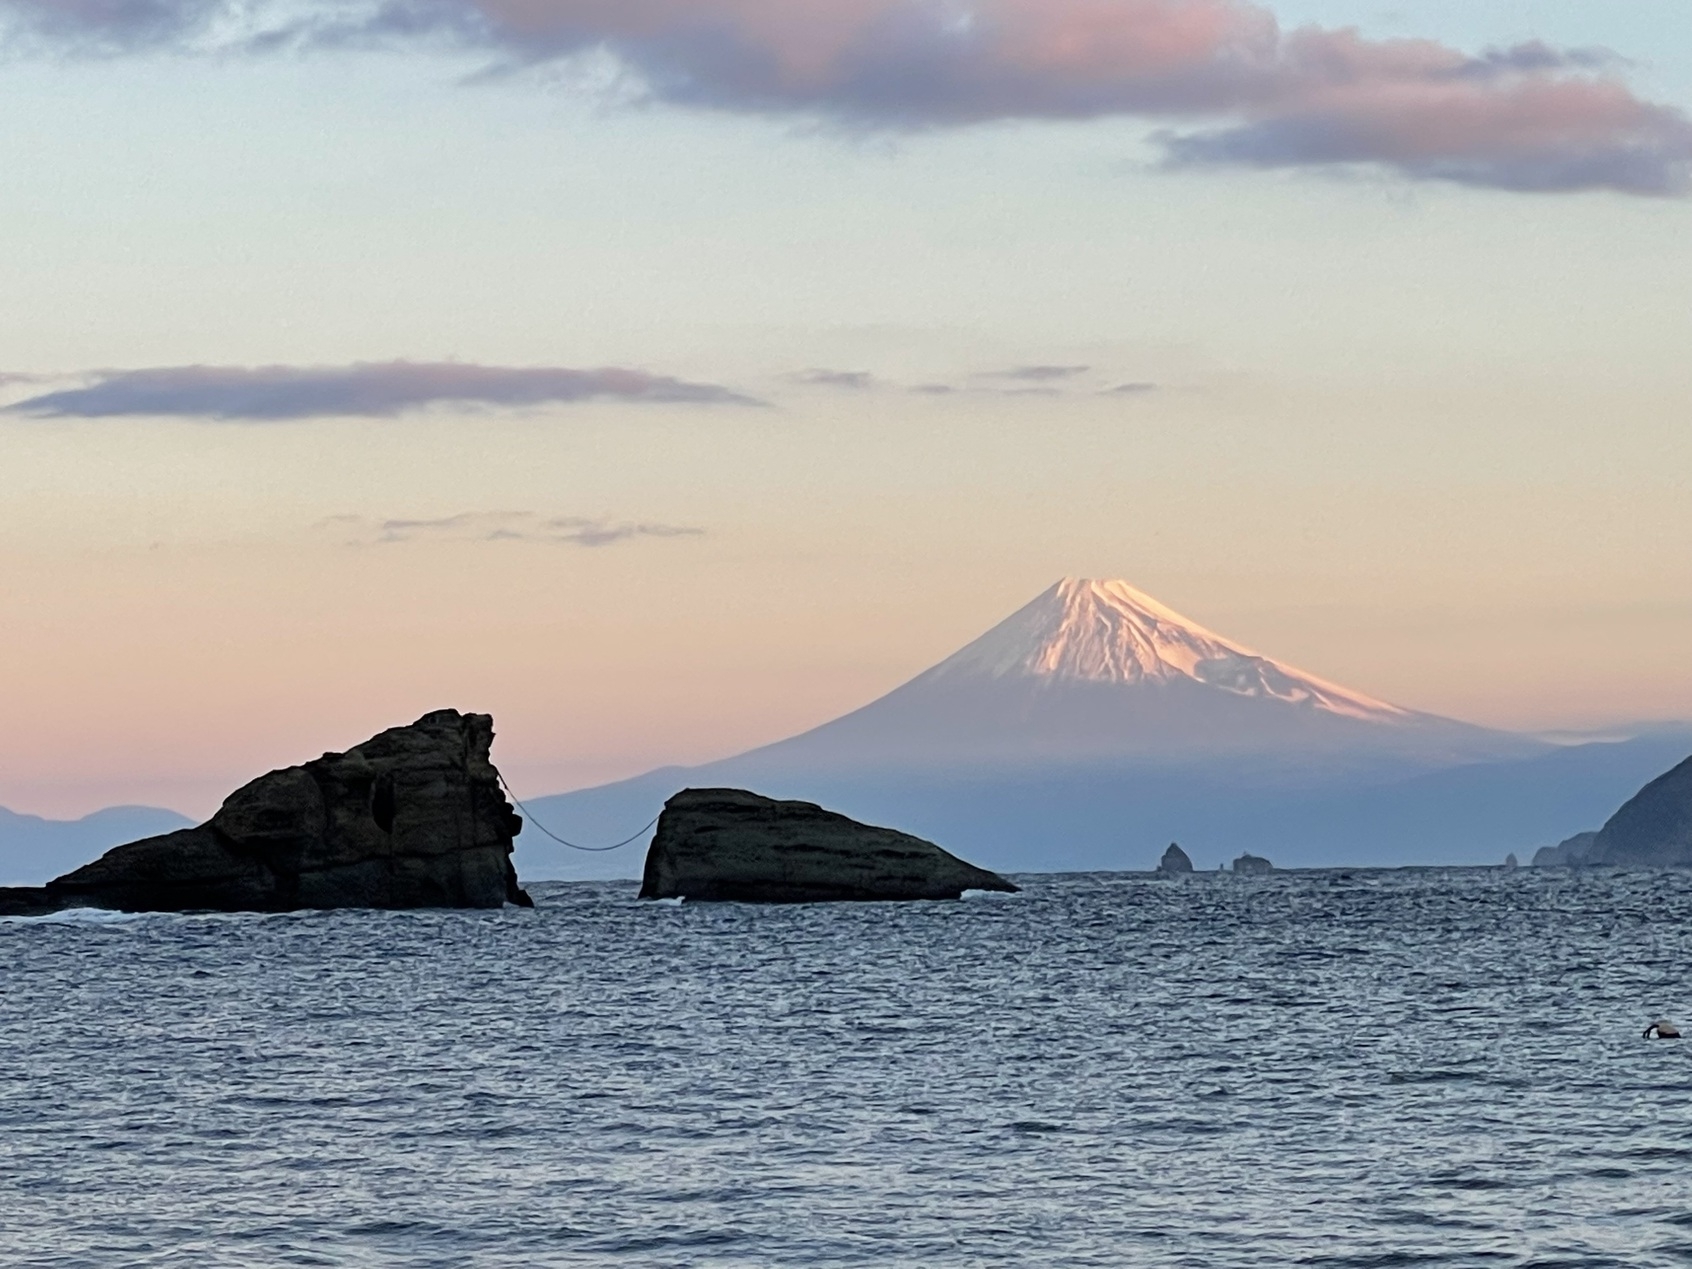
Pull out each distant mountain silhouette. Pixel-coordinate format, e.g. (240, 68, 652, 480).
(514, 578, 1680, 878)
(0, 805, 194, 887)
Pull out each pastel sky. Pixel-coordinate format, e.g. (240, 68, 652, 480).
(2, 0, 1689, 818)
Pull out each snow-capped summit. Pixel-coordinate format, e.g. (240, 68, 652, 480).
(921, 578, 1409, 724)
(727, 577, 1539, 772)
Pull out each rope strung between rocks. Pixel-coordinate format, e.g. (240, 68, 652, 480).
(496, 771, 659, 852)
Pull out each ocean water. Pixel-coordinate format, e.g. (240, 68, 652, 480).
(4, 870, 1692, 1268)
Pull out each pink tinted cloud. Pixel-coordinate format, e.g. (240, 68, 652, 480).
(353, 0, 1692, 192)
(7, 0, 1690, 193)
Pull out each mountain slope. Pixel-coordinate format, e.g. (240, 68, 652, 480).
(734, 578, 1538, 773)
(0, 805, 195, 887)
(1544, 751, 1692, 868)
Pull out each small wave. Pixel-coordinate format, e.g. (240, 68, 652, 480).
(1, 906, 148, 926)
(1624, 1144, 1692, 1162)
(345, 1219, 433, 1237)
(1298, 1253, 1504, 1267)
(1427, 1174, 1514, 1192)
(1388, 1070, 1479, 1086)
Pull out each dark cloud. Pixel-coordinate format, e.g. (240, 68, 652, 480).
(1102, 381, 1158, 395)
(981, 365, 1092, 382)
(1161, 87, 1692, 196)
(1454, 41, 1622, 79)
(4, 361, 759, 419)
(0, 0, 221, 48)
(9, 0, 1683, 195)
(786, 368, 879, 390)
(324, 511, 704, 547)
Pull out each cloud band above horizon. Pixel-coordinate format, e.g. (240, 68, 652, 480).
(2, 0, 1688, 195)
(321, 511, 705, 547)
(2, 362, 759, 420)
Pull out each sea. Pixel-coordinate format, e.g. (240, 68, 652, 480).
(4, 869, 1691, 1268)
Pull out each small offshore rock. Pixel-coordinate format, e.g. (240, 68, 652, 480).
(640, 788, 1017, 903)
(1503, 853, 1519, 870)
(1231, 853, 1274, 876)
(1156, 843, 1194, 875)
(37, 710, 530, 914)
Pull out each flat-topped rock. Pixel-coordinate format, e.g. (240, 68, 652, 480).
(2, 710, 530, 916)
(639, 788, 1017, 902)
(1231, 852, 1274, 875)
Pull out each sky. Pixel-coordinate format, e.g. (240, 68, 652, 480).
(1, 0, 1689, 818)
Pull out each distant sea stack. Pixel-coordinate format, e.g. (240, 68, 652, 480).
(1534, 755, 1692, 868)
(0, 710, 530, 916)
(639, 788, 1017, 902)
(1156, 843, 1194, 875)
(1232, 853, 1274, 875)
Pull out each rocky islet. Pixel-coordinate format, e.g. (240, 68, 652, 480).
(0, 710, 530, 916)
(639, 787, 1018, 902)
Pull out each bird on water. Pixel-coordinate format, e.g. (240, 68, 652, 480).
(1644, 1019, 1681, 1039)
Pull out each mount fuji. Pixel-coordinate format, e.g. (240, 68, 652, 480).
(520, 579, 1691, 877)
(726, 578, 1538, 774)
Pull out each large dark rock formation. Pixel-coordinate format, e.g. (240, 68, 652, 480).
(0, 711, 530, 916)
(1156, 843, 1194, 875)
(1534, 755, 1692, 868)
(1231, 852, 1273, 875)
(639, 788, 1017, 902)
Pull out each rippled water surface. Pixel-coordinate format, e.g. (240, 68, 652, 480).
(5, 870, 1692, 1267)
